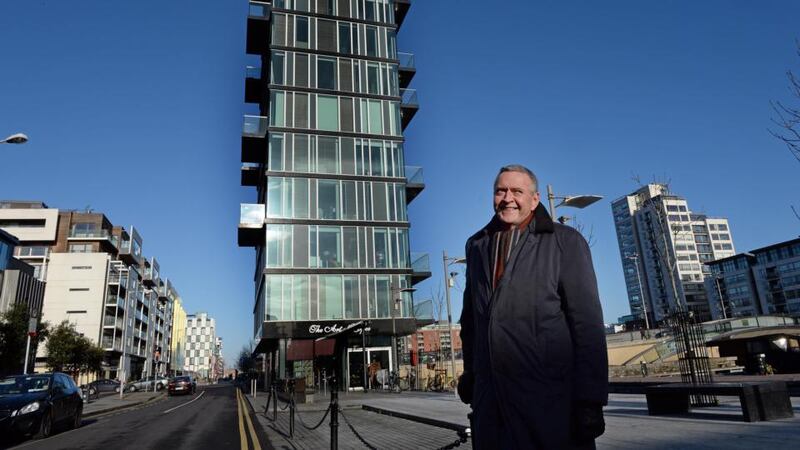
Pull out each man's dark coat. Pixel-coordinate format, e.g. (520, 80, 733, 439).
(460, 203, 608, 449)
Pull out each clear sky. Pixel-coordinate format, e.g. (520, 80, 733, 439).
(2, 1, 799, 366)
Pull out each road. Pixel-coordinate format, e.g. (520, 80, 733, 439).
(5, 384, 267, 450)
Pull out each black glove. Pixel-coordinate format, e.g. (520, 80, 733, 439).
(457, 371, 474, 405)
(571, 402, 605, 443)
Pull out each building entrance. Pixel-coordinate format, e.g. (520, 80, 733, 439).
(346, 346, 392, 391)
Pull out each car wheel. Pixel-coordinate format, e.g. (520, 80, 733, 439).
(156, 383, 163, 391)
(35, 409, 53, 439)
(114, 386, 120, 393)
(71, 406, 83, 430)
(128, 385, 137, 393)
(89, 387, 97, 396)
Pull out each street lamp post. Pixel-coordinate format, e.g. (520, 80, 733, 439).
(546, 184, 603, 224)
(23, 314, 38, 374)
(390, 285, 415, 384)
(0, 133, 28, 145)
(442, 252, 466, 395)
(625, 253, 650, 330)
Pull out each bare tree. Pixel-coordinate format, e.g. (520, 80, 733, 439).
(770, 41, 800, 164)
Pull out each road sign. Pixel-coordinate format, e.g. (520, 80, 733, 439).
(28, 318, 37, 333)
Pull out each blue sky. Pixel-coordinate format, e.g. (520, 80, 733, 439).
(2, 1, 799, 366)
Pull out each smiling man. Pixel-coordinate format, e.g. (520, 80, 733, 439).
(458, 164, 608, 449)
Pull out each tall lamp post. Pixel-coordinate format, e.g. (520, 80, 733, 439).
(442, 252, 466, 395)
(0, 133, 28, 145)
(390, 285, 416, 381)
(625, 253, 650, 330)
(714, 275, 728, 319)
(546, 184, 603, 224)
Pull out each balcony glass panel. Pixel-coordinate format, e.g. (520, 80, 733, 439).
(400, 88, 418, 106)
(240, 204, 265, 227)
(411, 252, 430, 273)
(398, 52, 415, 69)
(245, 65, 261, 79)
(243, 115, 268, 136)
(405, 166, 423, 184)
(248, 1, 271, 18)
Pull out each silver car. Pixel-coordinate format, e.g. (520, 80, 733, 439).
(124, 376, 169, 392)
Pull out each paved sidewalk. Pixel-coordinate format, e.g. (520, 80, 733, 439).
(82, 391, 165, 418)
(243, 389, 800, 450)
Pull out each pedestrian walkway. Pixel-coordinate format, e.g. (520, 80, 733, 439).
(242, 389, 800, 450)
(83, 391, 164, 417)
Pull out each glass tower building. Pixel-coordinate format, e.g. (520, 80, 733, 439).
(239, 0, 428, 389)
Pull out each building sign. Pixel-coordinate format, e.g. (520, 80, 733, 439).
(261, 318, 416, 340)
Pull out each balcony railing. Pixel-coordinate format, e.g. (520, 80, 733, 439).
(411, 252, 430, 273)
(400, 89, 418, 107)
(249, 1, 271, 18)
(243, 115, 268, 137)
(398, 52, 415, 70)
(68, 229, 113, 239)
(240, 203, 265, 227)
(245, 65, 261, 79)
(405, 166, 424, 185)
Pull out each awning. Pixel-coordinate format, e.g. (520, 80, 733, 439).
(286, 339, 336, 361)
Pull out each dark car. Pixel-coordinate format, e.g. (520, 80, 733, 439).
(167, 376, 196, 396)
(80, 379, 120, 397)
(0, 373, 83, 438)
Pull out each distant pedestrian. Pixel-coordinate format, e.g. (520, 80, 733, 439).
(458, 165, 608, 449)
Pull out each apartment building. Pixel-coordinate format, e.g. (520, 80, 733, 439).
(611, 185, 736, 325)
(184, 312, 217, 379)
(0, 228, 45, 320)
(0, 201, 179, 380)
(706, 238, 800, 319)
(170, 292, 188, 375)
(237, 0, 428, 390)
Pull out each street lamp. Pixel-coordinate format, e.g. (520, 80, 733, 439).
(714, 275, 728, 320)
(625, 253, 650, 330)
(442, 251, 466, 395)
(0, 133, 28, 145)
(390, 284, 416, 384)
(546, 184, 603, 224)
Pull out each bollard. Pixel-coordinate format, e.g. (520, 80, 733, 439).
(272, 382, 278, 420)
(288, 379, 296, 438)
(330, 376, 338, 450)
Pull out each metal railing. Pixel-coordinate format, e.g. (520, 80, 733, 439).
(405, 166, 424, 185)
(243, 115, 269, 136)
(400, 88, 418, 106)
(68, 229, 113, 239)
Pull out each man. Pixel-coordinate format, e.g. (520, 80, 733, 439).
(458, 165, 608, 449)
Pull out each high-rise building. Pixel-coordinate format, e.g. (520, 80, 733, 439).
(0, 201, 179, 380)
(238, 0, 429, 389)
(611, 184, 736, 325)
(170, 292, 188, 375)
(706, 238, 800, 318)
(184, 312, 216, 379)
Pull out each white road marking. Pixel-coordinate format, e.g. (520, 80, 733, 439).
(162, 390, 205, 414)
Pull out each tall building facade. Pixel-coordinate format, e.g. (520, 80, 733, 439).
(706, 238, 800, 319)
(0, 201, 180, 380)
(0, 228, 45, 318)
(170, 294, 188, 375)
(611, 185, 736, 325)
(238, 0, 428, 389)
(184, 312, 217, 379)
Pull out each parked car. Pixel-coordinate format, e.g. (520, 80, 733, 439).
(125, 376, 169, 392)
(80, 379, 120, 397)
(0, 373, 83, 438)
(167, 376, 196, 396)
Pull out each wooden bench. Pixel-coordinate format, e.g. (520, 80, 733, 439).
(645, 381, 794, 422)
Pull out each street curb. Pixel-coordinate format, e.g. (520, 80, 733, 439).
(361, 404, 468, 433)
(83, 393, 166, 419)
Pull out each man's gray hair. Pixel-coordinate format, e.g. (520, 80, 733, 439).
(494, 164, 539, 194)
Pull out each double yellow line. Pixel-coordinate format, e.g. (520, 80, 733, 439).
(236, 388, 263, 450)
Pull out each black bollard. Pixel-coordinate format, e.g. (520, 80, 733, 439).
(288, 379, 295, 438)
(330, 376, 339, 450)
(272, 381, 278, 420)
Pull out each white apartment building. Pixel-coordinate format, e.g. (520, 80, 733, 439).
(612, 185, 736, 325)
(185, 312, 216, 379)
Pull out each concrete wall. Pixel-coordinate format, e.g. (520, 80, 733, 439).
(0, 208, 59, 242)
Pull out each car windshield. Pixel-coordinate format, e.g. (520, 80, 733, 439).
(0, 376, 51, 394)
(174, 376, 191, 382)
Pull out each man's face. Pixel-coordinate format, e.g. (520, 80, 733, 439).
(493, 171, 540, 226)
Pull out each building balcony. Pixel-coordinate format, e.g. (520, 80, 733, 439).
(411, 252, 431, 285)
(68, 229, 114, 242)
(105, 295, 125, 308)
(400, 89, 418, 130)
(395, 0, 410, 30)
(239, 203, 265, 247)
(241, 163, 261, 187)
(103, 315, 124, 330)
(118, 241, 141, 266)
(397, 52, 416, 88)
(242, 115, 268, 163)
(405, 165, 425, 204)
(245, 66, 264, 104)
(246, 1, 271, 55)
(142, 259, 159, 288)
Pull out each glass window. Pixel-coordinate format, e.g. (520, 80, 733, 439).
(342, 181, 357, 220)
(271, 52, 285, 85)
(318, 180, 340, 219)
(294, 275, 308, 320)
(294, 178, 309, 218)
(367, 63, 379, 94)
(318, 227, 341, 268)
(294, 135, 309, 172)
(366, 26, 377, 57)
(369, 143, 383, 175)
(373, 183, 387, 221)
(375, 277, 390, 317)
(269, 134, 284, 171)
(319, 275, 343, 319)
(296, 17, 309, 48)
(368, 100, 382, 134)
(318, 137, 339, 173)
(344, 276, 359, 319)
(318, 95, 339, 131)
(374, 228, 388, 268)
(343, 227, 358, 268)
(338, 24, 351, 54)
(270, 91, 285, 127)
(318, 57, 337, 90)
